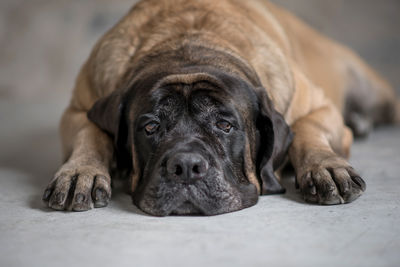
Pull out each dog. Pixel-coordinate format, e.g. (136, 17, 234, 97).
(42, 0, 399, 216)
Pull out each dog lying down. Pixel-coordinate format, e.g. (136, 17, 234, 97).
(43, 0, 400, 216)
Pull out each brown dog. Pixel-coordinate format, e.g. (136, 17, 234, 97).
(43, 0, 399, 215)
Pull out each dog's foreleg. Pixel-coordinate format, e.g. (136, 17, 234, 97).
(289, 101, 366, 204)
(286, 69, 366, 204)
(42, 106, 114, 211)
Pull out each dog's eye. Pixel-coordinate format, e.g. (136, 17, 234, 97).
(216, 120, 232, 133)
(144, 121, 159, 135)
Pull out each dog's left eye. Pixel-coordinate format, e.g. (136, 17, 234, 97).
(216, 120, 232, 133)
(144, 121, 159, 135)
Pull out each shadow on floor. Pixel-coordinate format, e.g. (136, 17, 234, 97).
(278, 168, 310, 204)
(0, 125, 145, 214)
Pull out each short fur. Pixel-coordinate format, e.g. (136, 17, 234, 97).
(43, 0, 399, 214)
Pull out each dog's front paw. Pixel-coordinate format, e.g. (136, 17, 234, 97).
(42, 164, 111, 211)
(296, 156, 366, 205)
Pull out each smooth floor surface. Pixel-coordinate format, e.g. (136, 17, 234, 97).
(0, 93, 399, 267)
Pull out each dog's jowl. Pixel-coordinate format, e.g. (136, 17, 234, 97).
(43, 0, 399, 215)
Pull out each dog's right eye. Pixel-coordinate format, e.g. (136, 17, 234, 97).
(144, 121, 159, 135)
(216, 120, 233, 133)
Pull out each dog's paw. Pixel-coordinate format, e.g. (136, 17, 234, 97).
(42, 164, 111, 211)
(296, 156, 366, 205)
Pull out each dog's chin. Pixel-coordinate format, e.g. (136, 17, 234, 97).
(136, 199, 206, 216)
(136, 193, 256, 216)
(170, 201, 204, 215)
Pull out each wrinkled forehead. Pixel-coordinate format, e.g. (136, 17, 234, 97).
(152, 82, 231, 115)
(149, 73, 257, 116)
(125, 71, 260, 127)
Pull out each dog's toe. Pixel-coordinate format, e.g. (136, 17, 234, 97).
(92, 175, 111, 208)
(298, 164, 365, 205)
(43, 166, 111, 211)
(46, 173, 74, 210)
(71, 173, 94, 211)
(300, 169, 341, 205)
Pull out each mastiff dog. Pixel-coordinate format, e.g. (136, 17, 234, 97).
(43, 0, 399, 216)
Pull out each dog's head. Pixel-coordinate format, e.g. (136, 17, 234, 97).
(88, 47, 292, 216)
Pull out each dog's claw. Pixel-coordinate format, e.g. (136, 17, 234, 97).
(75, 193, 85, 204)
(93, 188, 109, 208)
(42, 189, 52, 201)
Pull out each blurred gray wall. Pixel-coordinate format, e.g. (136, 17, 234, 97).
(1, 0, 399, 99)
(270, 0, 400, 92)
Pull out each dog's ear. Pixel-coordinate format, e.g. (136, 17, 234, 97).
(88, 91, 124, 139)
(256, 88, 293, 195)
(87, 90, 130, 168)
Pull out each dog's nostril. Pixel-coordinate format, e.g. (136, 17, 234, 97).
(192, 165, 199, 174)
(175, 165, 183, 176)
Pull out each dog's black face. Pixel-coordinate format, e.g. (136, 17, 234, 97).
(88, 54, 292, 216)
(132, 80, 259, 216)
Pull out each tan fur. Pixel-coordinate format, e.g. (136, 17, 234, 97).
(44, 0, 398, 210)
(244, 136, 261, 194)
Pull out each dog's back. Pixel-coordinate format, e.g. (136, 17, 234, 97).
(91, 0, 399, 136)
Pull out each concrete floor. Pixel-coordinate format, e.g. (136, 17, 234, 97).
(0, 92, 399, 267)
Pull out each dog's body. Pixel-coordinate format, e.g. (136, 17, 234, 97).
(43, 0, 399, 215)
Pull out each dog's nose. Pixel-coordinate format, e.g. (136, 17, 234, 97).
(166, 152, 208, 181)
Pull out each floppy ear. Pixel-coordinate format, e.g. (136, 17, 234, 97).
(256, 88, 293, 195)
(87, 90, 131, 169)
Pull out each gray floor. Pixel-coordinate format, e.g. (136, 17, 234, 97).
(1, 0, 400, 266)
(1, 92, 400, 267)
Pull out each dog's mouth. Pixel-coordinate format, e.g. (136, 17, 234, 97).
(134, 147, 259, 216)
(134, 176, 253, 216)
(170, 200, 203, 215)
